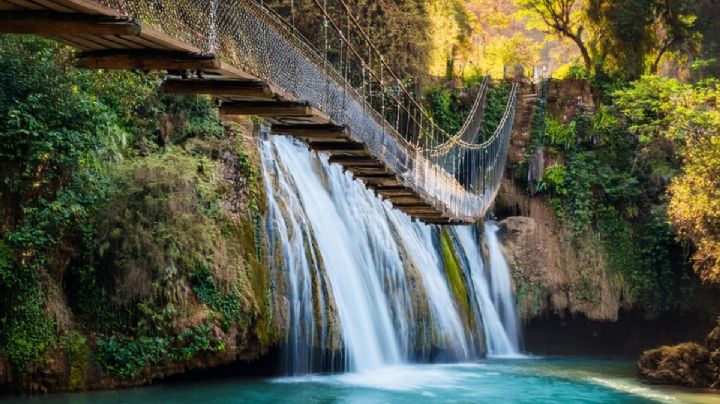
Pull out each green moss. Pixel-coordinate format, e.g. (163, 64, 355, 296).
(439, 229, 472, 327)
(61, 332, 90, 391)
(516, 281, 549, 319)
(191, 264, 242, 332)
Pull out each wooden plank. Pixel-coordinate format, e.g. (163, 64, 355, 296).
(327, 156, 381, 167)
(78, 50, 220, 70)
(3, 0, 44, 10)
(349, 167, 390, 175)
(118, 34, 165, 50)
(272, 124, 347, 139)
(272, 124, 345, 134)
(162, 79, 274, 100)
(0, 13, 144, 38)
(309, 142, 366, 152)
(57, 34, 105, 50)
(400, 207, 443, 215)
(355, 176, 401, 186)
(213, 62, 260, 81)
(220, 101, 317, 117)
(100, 35, 145, 49)
(139, 28, 203, 54)
(40, 0, 123, 15)
(82, 34, 131, 49)
(52, 35, 93, 50)
(0, 1, 24, 10)
(387, 196, 427, 205)
(26, 0, 74, 12)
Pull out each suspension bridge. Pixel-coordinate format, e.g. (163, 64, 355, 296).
(0, 0, 519, 224)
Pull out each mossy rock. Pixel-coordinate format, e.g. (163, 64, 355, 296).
(439, 228, 473, 328)
(637, 342, 714, 388)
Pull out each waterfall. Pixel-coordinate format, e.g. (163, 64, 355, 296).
(484, 223, 522, 354)
(261, 135, 521, 373)
(455, 226, 520, 356)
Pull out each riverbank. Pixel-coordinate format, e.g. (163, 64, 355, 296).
(3, 358, 719, 403)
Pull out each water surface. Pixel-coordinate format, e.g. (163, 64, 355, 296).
(7, 358, 719, 403)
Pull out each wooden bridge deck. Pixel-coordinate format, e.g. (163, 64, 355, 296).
(0, 0, 464, 224)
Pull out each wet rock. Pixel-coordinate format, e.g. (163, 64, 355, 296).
(638, 321, 720, 389)
(637, 342, 712, 387)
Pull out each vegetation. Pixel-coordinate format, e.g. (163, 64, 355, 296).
(523, 75, 718, 315)
(0, 35, 278, 385)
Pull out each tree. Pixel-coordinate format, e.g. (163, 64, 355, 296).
(515, 0, 593, 72)
(586, 0, 699, 79)
(615, 76, 720, 284)
(649, 0, 700, 74)
(669, 136, 720, 284)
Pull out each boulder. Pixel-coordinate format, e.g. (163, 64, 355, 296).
(637, 342, 712, 387)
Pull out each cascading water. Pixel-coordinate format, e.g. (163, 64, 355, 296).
(261, 135, 522, 374)
(483, 223, 522, 354)
(455, 226, 521, 356)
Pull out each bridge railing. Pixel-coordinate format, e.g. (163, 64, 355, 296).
(97, 0, 517, 220)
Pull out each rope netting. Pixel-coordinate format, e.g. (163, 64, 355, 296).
(96, 0, 518, 221)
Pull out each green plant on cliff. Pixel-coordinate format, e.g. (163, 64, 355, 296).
(0, 36, 132, 372)
(527, 77, 706, 315)
(95, 335, 169, 379)
(0, 36, 276, 382)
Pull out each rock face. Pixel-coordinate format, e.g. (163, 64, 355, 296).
(638, 322, 720, 388)
(495, 194, 627, 322)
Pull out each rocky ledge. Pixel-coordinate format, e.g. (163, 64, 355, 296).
(637, 321, 720, 388)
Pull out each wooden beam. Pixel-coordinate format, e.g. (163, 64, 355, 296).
(272, 124, 346, 138)
(309, 142, 367, 152)
(356, 176, 401, 186)
(354, 173, 395, 181)
(161, 79, 275, 99)
(349, 167, 390, 175)
(0, 12, 140, 36)
(327, 156, 382, 167)
(386, 196, 427, 205)
(220, 101, 315, 117)
(42, 0, 124, 16)
(77, 50, 220, 70)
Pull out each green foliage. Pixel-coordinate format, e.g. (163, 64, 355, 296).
(669, 133, 720, 284)
(95, 335, 169, 379)
(176, 325, 224, 361)
(545, 117, 576, 150)
(528, 76, 711, 315)
(426, 86, 464, 135)
(552, 63, 589, 80)
(191, 264, 242, 331)
(0, 36, 123, 373)
(95, 325, 224, 379)
(478, 82, 511, 140)
(0, 36, 264, 381)
(1, 288, 55, 372)
(61, 332, 91, 391)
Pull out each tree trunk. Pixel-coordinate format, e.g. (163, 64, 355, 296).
(651, 40, 672, 74)
(570, 33, 593, 73)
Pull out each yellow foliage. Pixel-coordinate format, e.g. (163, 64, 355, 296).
(669, 135, 720, 284)
(426, 0, 465, 77)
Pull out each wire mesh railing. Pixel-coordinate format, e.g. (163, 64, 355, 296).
(95, 0, 517, 221)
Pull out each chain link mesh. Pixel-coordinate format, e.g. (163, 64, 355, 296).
(95, 0, 517, 221)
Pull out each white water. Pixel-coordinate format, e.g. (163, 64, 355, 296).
(455, 226, 520, 356)
(262, 135, 521, 373)
(483, 223, 521, 354)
